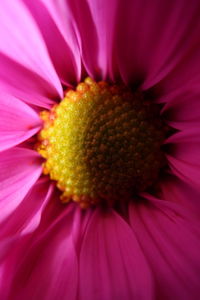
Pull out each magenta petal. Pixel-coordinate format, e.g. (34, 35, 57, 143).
(79, 208, 153, 300)
(7, 205, 79, 300)
(0, 53, 60, 109)
(156, 47, 200, 96)
(0, 93, 41, 152)
(68, 0, 120, 81)
(143, 1, 200, 88)
(166, 129, 200, 188)
(129, 199, 200, 300)
(0, 178, 54, 238)
(0, 0, 62, 100)
(0, 147, 42, 223)
(0, 236, 19, 263)
(167, 154, 200, 188)
(161, 85, 200, 130)
(160, 175, 200, 219)
(31, 0, 82, 85)
(108, 0, 200, 87)
(154, 13, 200, 97)
(23, 0, 81, 85)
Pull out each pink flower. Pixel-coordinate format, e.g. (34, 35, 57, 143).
(0, 0, 200, 299)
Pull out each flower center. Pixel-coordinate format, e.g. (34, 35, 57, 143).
(37, 77, 167, 208)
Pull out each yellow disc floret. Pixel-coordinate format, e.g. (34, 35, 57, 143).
(37, 77, 167, 208)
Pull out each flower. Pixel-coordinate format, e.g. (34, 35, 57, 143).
(0, 0, 200, 299)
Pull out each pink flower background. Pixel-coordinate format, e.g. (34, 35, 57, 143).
(0, 0, 200, 299)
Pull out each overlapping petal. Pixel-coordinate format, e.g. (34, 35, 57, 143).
(160, 175, 200, 219)
(160, 85, 200, 130)
(0, 147, 42, 223)
(7, 204, 80, 300)
(166, 129, 200, 188)
(0, 0, 199, 299)
(0, 53, 59, 109)
(0, 178, 54, 238)
(129, 197, 200, 300)
(0, 0, 62, 106)
(69, 0, 120, 81)
(111, 0, 200, 87)
(23, 0, 81, 86)
(155, 41, 200, 100)
(142, 0, 200, 89)
(0, 93, 41, 152)
(79, 209, 153, 300)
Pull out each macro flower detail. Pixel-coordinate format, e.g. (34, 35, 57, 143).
(0, 0, 200, 300)
(37, 77, 167, 208)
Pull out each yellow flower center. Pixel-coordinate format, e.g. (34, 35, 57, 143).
(37, 77, 167, 208)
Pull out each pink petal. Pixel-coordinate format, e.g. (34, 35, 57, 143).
(79, 208, 153, 300)
(0, 180, 53, 291)
(0, 93, 41, 152)
(6, 204, 80, 300)
(0, 236, 19, 262)
(160, 85, 200, 130)
(141, 0, 200, 89)
(23, 0, 81, 86)
(0, 53, 59, 109)
(160, 175, 200, 220)
(31, 0, 81, 85)
(129, 197, 200, 300)
(0, 0, 62, 97)
(166, 129, 200, 188)
(0, 178, 54, 238)
(0, 147, 42, 223)
(155, 46, 200, 98)
(107, 0, 200, 87)
(68, 0, 120, 81)
(167, 155, 200, 188)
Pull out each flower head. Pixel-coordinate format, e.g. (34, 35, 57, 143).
(0, 0, 200, 299)
(37, 77, 167, 208)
